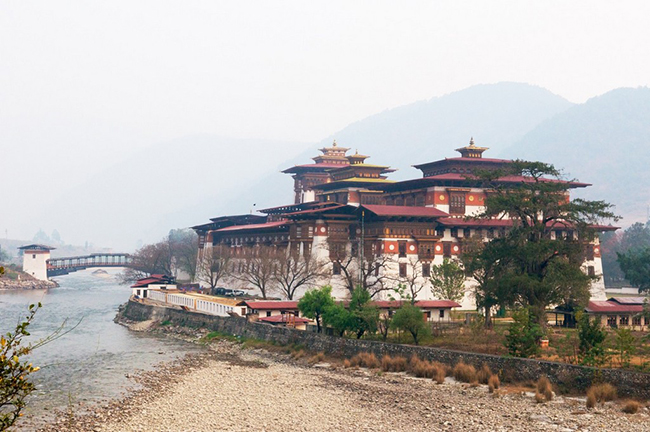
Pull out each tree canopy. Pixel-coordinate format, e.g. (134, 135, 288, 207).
(429, 258, 466, 302)
(466, 160, 618, 325)
(617, 247, 650, 292)
(298, 286, 335, 333)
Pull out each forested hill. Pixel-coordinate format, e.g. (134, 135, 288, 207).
(503, 87, 650, 224)
(318, 82, 573, 180)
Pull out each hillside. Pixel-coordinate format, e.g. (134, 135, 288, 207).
(503, 87, 650, 224)
(224, 82, 575, 213)
(319, 82, 573, 180)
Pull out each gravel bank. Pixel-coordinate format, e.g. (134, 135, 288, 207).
(40, 339, 650, 432)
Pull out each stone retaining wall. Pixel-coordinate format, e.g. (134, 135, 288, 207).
(121, 300, 650, 399)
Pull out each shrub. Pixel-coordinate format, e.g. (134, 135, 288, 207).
(350, 352, 380, 369)
(577, 311, 608, 367)
(586, 392, 596, 408)
(586, 383, 617, 408)
(477, 364, 492, 384)
(432, 362, 446, 384)
(308, 352, 325, 364)
(488, 374, 500, 393)
(536, 376, 553, 401)
(504, 308, 543, 358)
(622, 400, 640, 414)
(380, 355, 408, 372)
(453, 362, 477, 383)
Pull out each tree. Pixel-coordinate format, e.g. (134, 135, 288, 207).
(234, 246, 278, 299)
(118, 240, 173, 284)
(390, 303, 429, 345)
(504, 308, 543, 358)
(460, 237, 513, 328)
(398, 257, 427, 303)
(322, 303, 351, 337)
(617, 247, 650, 292)
(576, 311, 608, 367)
(328, 239, 394, 298)
(168, 229, 198, 281)
(347, 287, 379, 339)
(614, 328, 636, 368)
(197, 246, 232, 292)
(602, 223, 650, 285)
(473, 161, 618, 326)
(0, 247, 8, 263)
(273, 251, 326, 300)
(298, 286, 335, 333)
(1, 301, 41, 430)
(430, 258, 466, 302)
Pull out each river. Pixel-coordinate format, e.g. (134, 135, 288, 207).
(0, 269, 203, 429)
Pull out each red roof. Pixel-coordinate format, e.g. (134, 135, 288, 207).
(214, 220, 287, 233)
(586, 300, 644, 314)
(258, 315, 311, 324)
(245, 301, 299, 310)
(437, 218, 512, 227)
(361, 204, 449, 218)
(420, 172, 590, 187)
(131, 275, 174, 288)
(372, 300, 461, 309)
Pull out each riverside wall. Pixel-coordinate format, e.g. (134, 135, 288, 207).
(121, 299, 650, 399)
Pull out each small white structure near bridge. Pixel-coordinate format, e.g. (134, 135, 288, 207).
(19, 244, 55, 281)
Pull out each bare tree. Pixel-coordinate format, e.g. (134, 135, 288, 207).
(234, 245, 278, 299)
(273, 249, 327, 300)
(197, 245, 232, 293)
(397, 257, 428, 303)
(118, 241, 173, 284)
(168, 228, 198, 281)
(329, 239, 393, 298)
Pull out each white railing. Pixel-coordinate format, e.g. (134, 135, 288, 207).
(146, 290, 237, 317)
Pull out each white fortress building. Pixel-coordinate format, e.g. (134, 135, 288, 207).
(193, 140, 615, 308)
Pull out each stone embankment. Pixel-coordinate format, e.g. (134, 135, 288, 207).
(118, 299, 650, 399)
(43, 338, 650, 432)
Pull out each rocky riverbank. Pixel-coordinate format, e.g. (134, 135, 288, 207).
(0, 277, 58, 290)
(37, 332, 650, 432)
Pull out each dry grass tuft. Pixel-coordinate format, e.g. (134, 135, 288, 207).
(291, 349, 307, 360)
(477, 364, 492, 384)
(586, 392, 596, 408)
(380, 355, 408, 372)
(622, 400, 640, 414)
(431, 362, 446, 384)
(534, 391, 546, 404)
(488, 374, 500, 393)
(343, 359, 352, 368)
(350, 352, 381, 369)
(453, 362, 477, 383)
(536, 376, 553, 402)
(308, 352, 325, 364)
(586, 383, 617, 408)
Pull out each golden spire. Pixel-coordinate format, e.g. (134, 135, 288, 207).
(333, 139, 337, 147)
(469, 137, 475, 147)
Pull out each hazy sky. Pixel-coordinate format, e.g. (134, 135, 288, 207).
(2, 1, 650, 248)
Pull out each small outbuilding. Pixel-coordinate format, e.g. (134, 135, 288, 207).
(373, 300, 461, 322)
(586, 297, 649, 330)
(131, 274, 176, 299)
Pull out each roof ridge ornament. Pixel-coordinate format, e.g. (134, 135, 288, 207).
(455, 137, 489, 158)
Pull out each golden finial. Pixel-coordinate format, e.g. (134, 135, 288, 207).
(469, 137, 475, 146)
(333, 139, 337, 147)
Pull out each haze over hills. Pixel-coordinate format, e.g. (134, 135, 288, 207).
(16, 83, 649, 251)
(318, 82, 574, 180)
(504, 87, 650, 225)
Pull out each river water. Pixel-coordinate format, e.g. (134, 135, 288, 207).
(0, 269, 202, 429)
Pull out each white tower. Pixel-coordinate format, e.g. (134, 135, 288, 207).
(19, 244, 55, 281)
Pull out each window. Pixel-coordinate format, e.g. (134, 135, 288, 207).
(607, 315, 617, 327)
(450, 228, 458, 238)
(633, 316, 642, 326)
(436, 227, 445, 237)
(422, 263, 431, 278)
(463, 228, 471, 238)
(587, 266, 595, 277)
(439, 309, 445, 319)
(619, 315, 629, 326)
(32, 254, 36, 259)
(398, 241, 406, 258)
(374, 264, 380, 277)
(332, 262, 341, 275)
(449, 192, 466, 215)
(296, 226, 302, 237)
(586, 246, 595, 261)
(443, 242, 452, 258)
(399, 263, 407, 278)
